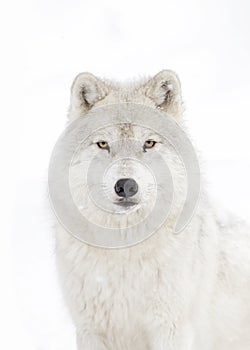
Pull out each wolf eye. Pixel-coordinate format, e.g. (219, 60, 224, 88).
(97, 141, 109, 150)
(143, 140, 156, 150)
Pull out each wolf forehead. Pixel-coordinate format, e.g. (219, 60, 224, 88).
(93, 123, 135, 139)
(90, 123, 160, 145)
(68, 70, 184, 121)
(117, 123, 135, 138)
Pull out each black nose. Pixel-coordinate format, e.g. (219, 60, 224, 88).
(114, 178, 138, 198)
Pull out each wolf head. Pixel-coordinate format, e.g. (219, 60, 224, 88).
(65, 71, 193, 245)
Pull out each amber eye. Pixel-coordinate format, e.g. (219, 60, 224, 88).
(97, 141, 109, 150)
(144, 140, 156, 150)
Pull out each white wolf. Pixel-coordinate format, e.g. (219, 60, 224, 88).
(54, 70, 250, 349)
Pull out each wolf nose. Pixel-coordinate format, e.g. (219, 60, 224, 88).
(115, 178, 138, 198)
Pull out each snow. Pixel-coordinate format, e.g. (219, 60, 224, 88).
(1, 0, 250, 349)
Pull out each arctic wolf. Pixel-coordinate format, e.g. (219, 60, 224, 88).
(54, 70, 250, 349)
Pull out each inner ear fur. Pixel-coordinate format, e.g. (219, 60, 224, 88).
(143, 70, 183, 117)
(70, 72, 109, 118)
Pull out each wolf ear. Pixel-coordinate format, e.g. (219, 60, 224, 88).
(143, 70, 183, 117)
(69, 73, 108, 119)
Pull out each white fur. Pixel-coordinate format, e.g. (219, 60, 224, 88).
(55, 71, 250, 349)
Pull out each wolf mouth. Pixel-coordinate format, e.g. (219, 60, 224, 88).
(114, 200, 139, 208)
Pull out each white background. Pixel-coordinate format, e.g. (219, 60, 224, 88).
(0, 0, 250, 349)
